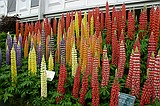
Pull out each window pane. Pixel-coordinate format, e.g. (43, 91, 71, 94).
(7, 0, 16, 12)
(31, 0, 39, 7)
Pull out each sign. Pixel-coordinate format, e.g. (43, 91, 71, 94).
(118, 92, 136, 106)
(46, 70, 55, 81)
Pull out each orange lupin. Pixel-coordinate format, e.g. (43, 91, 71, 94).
(69, 35, 75, 66)
(16, 20, 19, 39)
(57, 19, 62, 63)
(24, 37, 28, 59)
(33, 33, 37, 49)
(86, 23, 89, 39)
(82, 39, 88, 73)
(37, 30, 41, 45)
(91, 34, 96, 56)
(66, 27, 70, 64)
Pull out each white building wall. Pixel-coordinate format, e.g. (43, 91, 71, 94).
(0, 0, 159, 21)
(0, 0, 7, 16)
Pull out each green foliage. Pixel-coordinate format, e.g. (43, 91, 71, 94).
(0, 29, 160, 106)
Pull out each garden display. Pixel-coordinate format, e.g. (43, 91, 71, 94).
(0, 1, 160, 106)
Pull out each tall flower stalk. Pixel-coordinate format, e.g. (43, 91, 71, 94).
(7, 32, 12, 51)
(41, 22, 46, 58)
(90, 15, 94, 36)
(37, 43, 42, 65)
(72, 65, 81, 98)
(11, 45, 17, 85)
(48, 51, 54, 71)
(28, 50, 31, 73)
(57, 64, 67, 103)
(49, 34, 55, 61)
(72, 42, 78, 77)
(41, 55, 47, 98)
(24, 37, 28, 59)
(79, 70, 88, 105)
(16, 41, 21, 67)
(101, 46, 110, 87)
(6, 44, 10, 65)
(117, 40, 126, 78)
(60, 38, 66, 65)
(131, 47, 140, 98)
(31, 46, 37, 75)
(110, 78, 120, 106)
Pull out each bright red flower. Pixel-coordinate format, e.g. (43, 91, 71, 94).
(101, 46, 110, 87)
(72, 65, 81, 98)
(56, 64, 67, 103)
(128, 10, 135, 40)
(79, 70, 88, 106)
(131, 47, 140, 98)
(110, 79, 120, 106)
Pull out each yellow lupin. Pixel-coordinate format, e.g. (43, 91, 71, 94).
(41, 55, 47, 98)
(90, 15, 94, 36)
(86, 23, 89, 39)
(75, 12, 80, 50)
(31, 46, 37, 75)
(28, 49, 31, 75)
(71, 42, 78, 77)
(28, 32, 31, 46)
(83, 12, 87, 29)
(11, 45, 17, 85)
(75, 12, 79, 38)
(48, 51, 54, 71)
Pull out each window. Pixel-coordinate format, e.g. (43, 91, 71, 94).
(7, 0, 16, 12)
(31, 0, 39, 7)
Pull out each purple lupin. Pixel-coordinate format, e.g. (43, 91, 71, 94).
(18, 34, 22, 50)
(7, 32, 12, 51)
(6, 43, 10, 65)
(41, 22, 46, 58)
(13, 35, 17, 52)
(60, 38, 66, 65)
(16, 41, 21, 67)
(30, 38, 34, 50)
(49, 35, 54, 61)
(0, 48, 2, 66)
(47, 36, 50, 60)
(37, 43, 42, 65)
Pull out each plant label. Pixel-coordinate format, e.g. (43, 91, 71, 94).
(46, 70, 55, 81)
(118, 92, 136, 106)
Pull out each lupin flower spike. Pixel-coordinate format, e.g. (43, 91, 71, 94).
(48, 51, 54, 71)
(11, 45, 17, 86)
(41, 55, 47, 98)
(31, 46, 37, 75)
(6, 44, 10, 65)
(72, 42, 78, 77)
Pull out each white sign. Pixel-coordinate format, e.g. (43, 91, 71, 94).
(118, 92, 136, 106)
(46, 70, 55, 81)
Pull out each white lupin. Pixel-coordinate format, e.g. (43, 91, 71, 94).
(71, 42, 78, 77)
(41, 55, 47, 98)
